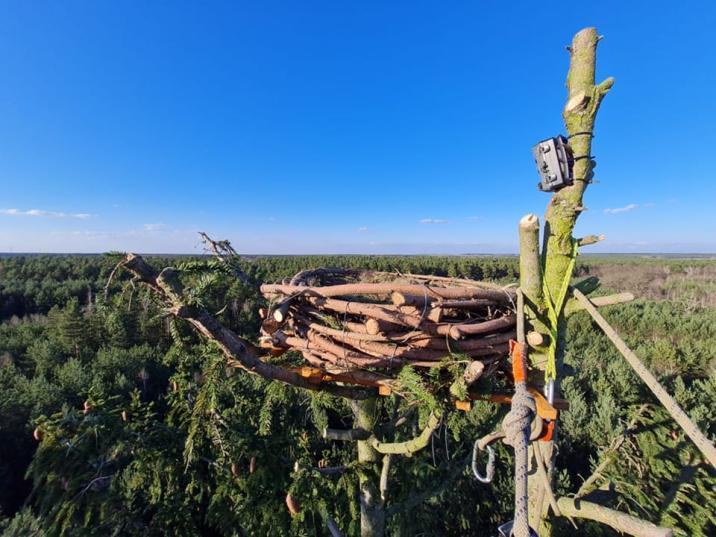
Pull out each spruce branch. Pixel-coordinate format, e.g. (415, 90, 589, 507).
(121, 254, 371, 400)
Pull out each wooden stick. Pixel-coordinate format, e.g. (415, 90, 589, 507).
(441, 314, 516, 339)
(434, 298, 496, 309)
(564, 292, 635, 315)
(298, 354, 393, 388)
(556, 498, 673, 537)
(368, 411, 442, 456)
(391, 291, 428, 308)
(304, 328, 507, 361)
(304, 296, 422, 330)
(573, 288, 716, 468)
(371, 271, 513, 292)
(261, 283, 513, 303)
(293, 316, 513, 352)
(365, 318, 404, 335)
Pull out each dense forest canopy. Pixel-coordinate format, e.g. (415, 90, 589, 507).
(0, 254, 714, 536)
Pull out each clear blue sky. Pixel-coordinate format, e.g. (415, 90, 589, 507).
(1, 1, 714, 254)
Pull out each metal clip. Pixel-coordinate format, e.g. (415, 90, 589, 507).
(472, 439, 495, 484)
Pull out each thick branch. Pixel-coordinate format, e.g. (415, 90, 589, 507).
(433, 298, 496, 309)
(261, 283, 514, 304)
(122, 254, 370, 400)
(379, 454, 392, 501)
(368, 412, 442, 456)
(294, 294, 515, 339)
(543, 27, 613, 299)
(519, 214, 543, 308)
(372, 271, 510, 291)
(531, 27, 613, 535)
(556, 498, 673, 537)
(564, 292, 635, 315)
(291, 320, 512, 359)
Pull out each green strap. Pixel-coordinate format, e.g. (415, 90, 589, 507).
(542, 241, 578, 382)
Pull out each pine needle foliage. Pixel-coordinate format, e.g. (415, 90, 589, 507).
(1, 254, 714, 536)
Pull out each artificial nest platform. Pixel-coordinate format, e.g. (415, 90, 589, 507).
(258, 269, 517, 390)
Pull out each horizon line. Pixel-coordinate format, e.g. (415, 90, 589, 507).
(1, 251, 715, 258)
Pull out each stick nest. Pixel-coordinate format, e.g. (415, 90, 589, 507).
(259, 269, 517, 388)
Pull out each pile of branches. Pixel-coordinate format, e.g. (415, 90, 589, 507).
(259, 269, 517, 388)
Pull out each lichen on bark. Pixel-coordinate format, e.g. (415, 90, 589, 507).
(527, 27, 613, 535)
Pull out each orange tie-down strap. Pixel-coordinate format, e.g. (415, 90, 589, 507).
(287, 366, 386, 389)
(509, 339, 528, 384)
(457, 340, 564, 420)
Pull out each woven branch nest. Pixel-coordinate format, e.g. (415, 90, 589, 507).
(258, 269, 517, 388)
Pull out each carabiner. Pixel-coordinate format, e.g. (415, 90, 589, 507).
(471, 439, 495, 484)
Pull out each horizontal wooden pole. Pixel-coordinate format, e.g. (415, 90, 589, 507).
(556, 498, 672, 537)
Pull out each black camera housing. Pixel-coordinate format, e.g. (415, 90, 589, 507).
(532, 135, 574, 192)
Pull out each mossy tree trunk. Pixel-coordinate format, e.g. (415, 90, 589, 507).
(354, 398, 386, 537)
(523, 27, 613, 534)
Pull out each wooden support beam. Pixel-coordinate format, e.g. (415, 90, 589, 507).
(573, 288, 716, 468)
(556, 498, 673, 537)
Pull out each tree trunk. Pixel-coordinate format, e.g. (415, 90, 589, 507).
(354, 398, 386, 537)
(525, 27, 613, 535)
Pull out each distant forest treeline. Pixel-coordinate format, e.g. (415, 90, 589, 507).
(0, 254, 714, 536)
(2, 253, 715, 321)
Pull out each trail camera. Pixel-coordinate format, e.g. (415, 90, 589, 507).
(533, 135, 574, 192)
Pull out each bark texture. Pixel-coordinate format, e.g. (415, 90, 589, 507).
(354, 399, 386, 537)
(527, 27, 613, 534)
(556, 498, 673, 537)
